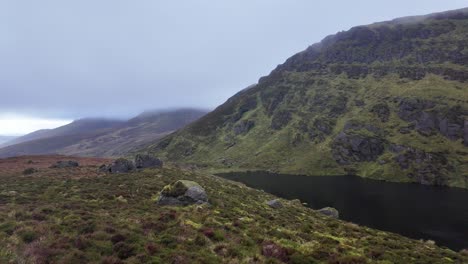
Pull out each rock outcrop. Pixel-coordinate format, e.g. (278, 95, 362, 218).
(391, 145, 453, 186)
(157, 180, 208, 206)
(318, 207, 339, 219)
(266, 199, 283, 209)
(104, 158, 135, 174)
(332, 122, 385, 164)
(134, 154, 163, 169)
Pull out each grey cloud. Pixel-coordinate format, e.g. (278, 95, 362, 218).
(0, 0, 465, 119)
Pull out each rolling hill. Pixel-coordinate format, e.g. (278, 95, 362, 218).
(145, 8, 468, 188)
(0, 109, 207, 158)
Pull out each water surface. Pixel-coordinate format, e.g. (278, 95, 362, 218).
(218, 171, 468, 250)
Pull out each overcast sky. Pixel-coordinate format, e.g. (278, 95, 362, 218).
(0, 0, 466, 135)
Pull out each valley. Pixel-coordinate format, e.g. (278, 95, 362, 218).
(1, 6, 467, 264)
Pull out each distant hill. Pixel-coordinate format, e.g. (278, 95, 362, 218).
(0, 136, 19, 147)
(0, 109, 207, 158)
(144, 8, 468, 188)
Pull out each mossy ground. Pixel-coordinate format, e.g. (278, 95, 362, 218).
(0, 157, 466, 263)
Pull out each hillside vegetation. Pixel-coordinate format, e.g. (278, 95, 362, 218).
(0, 109, 206, 158)
(0, 156, 466, 263)
(145, 8, 468, 188)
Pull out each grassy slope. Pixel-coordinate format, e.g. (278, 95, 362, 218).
(145, 10, 468, 188)
(0, 158, 466, 263)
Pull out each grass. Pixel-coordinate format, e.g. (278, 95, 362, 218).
(0, 156, 466, 263)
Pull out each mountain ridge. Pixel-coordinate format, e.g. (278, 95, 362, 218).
(144, 8, 468, 188)
(0, 109, 207, 158)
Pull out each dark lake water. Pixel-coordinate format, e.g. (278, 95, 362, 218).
(217, 171, 468, 251)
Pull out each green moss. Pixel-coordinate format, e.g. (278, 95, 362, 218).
(0, 165, 465, 263)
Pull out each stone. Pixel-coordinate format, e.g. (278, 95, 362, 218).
(157, 180, 208, 206)
(51, 160, 79, 168)
(318, 207, 339, 219)
(134, 154, 163, 169)
(266, 199, 283, 209)
(108, 158, 135, 174)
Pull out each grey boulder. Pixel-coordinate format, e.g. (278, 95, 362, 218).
(157, 180, 208, 206)
(266, 199, 283, 209)
(317, 207, 339, 219)
(134, 154, 163, 169)
(106, 158, 135, 174)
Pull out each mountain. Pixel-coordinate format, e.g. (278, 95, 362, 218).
(145, 8, 468, 188)
(3, 118, 124, 147)
(59, 109, 208, 157)
(0, 136, 18, 147)
(0, 109, 207, 158)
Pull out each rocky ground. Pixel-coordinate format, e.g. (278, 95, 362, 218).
(0, 156, 467, 263)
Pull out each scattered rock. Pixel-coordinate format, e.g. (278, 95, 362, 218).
(108, 158, 135, 174)
(157, 180, 208, 206)
(23, 168, 38, 175)
(266, 199, 283, 209)
(51, 160, 79, 168)
(394, 147, 452, 185)
(318, 207, 339, 219)
(134, 154, 163, 169)
(398, 98, 466, 142)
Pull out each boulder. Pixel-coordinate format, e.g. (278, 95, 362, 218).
(266, 199, 283, 209)
(157, 180, 208, 206)
(134, 154, 163, 169)
(318, 207, 339, 219)
(107, 158, 135, 174)
(51, 160, 79, 168)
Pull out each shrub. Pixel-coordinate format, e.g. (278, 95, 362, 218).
(20, 230, 38, 243)
(23, 168, 38, 175)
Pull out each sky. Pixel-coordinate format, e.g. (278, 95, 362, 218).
(0, 0, 466, 135)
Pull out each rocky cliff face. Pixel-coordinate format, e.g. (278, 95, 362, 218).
(145, 8, 468, 188)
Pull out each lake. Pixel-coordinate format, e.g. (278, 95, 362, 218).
(217, 171, 468, 251)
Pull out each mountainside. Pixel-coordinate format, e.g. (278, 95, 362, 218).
(0, 156, 466, 263)
(60, 109, 207, 157)
(146, 8, 468, 188)
(0, 109, 206, 158)
(3, 119, 124, 147)
(0, 136, 18, 148)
